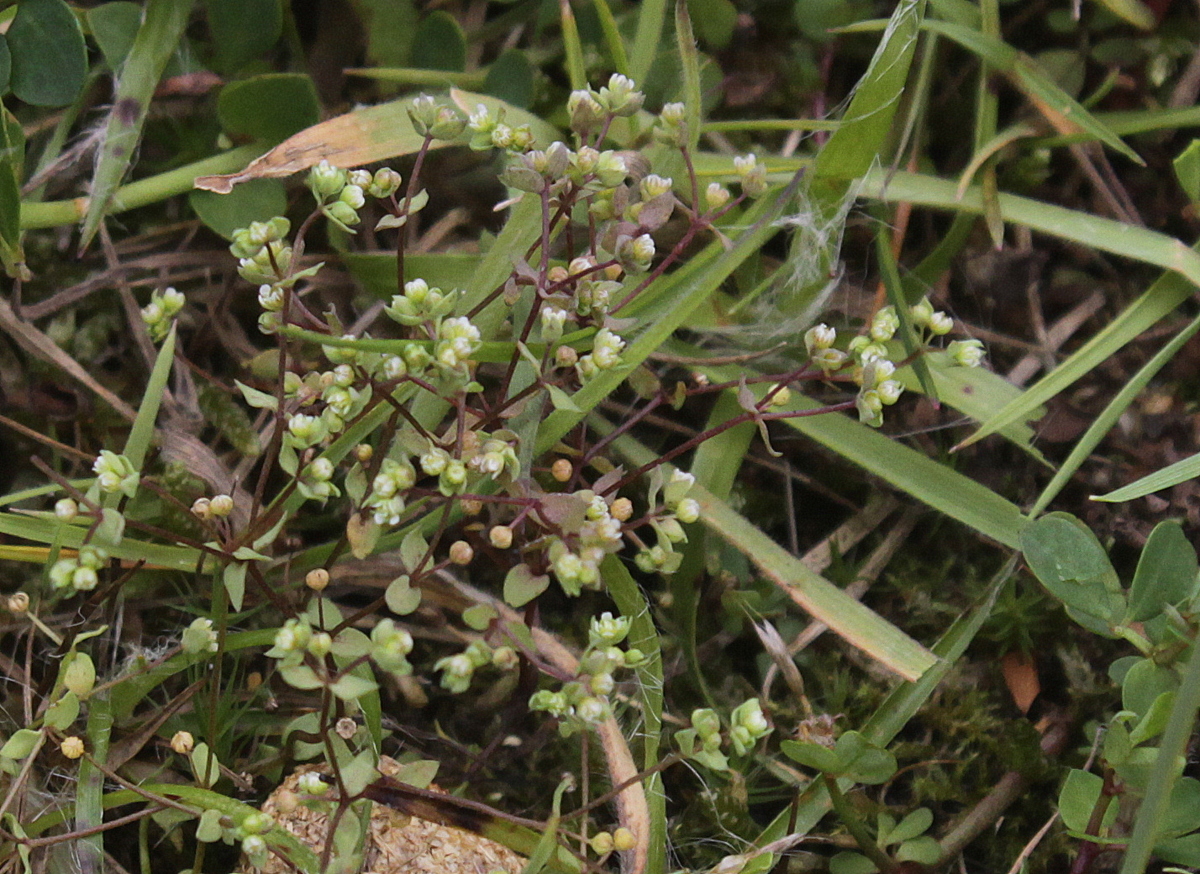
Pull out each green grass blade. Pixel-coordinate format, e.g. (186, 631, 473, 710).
(1093, 452, 1200, 504)
(814, 0, 926, 182)
(629, 0, 669, 85)
(79, 0, 194, 249)
(123, 322, 177, 469)
(675, 0, 702, 154)
(1035, 313, 1200, 513)
(22, 144, 262, 229)
(602, 554, 666, 874)
(923, 19, 1141, 165)
(0, 511, 200, 570)
(558, 0, 587, 92)
(698, 363, 1027, 547)
(600, 422, 936, 682)
(588, 0, 630, 76)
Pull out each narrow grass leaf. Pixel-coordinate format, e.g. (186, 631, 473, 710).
(699, 363, 1028, 547)
(0, 511, 200, 570)
(601, 423, 936, 681)
(124, 322, 176, 470)
(80, 0, 193, 249)
(588, 0, 630, 76)
(629, 0, 670, 85)
(675, 0, 702, 154)
(923, 20, 1142, 165)
(602, 554, 667, 874)
(814, 0, 926, 182)
(1034, 313, 1200, 513)
(0, 106, 26, 278)
(558, 0, 587, 93)
(1094, 452, 1200, 504)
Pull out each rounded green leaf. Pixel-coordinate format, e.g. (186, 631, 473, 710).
(1058, 768, 1106, 834)
(87, 2, 142, 70)
(385, 575, 421, 615)
(411, 11, 465, 72)
(217, 74, 321, 145)
(503, 562, 549, 608)
(1127, 520, 1198, 622)
(205, 0, 282, 74)
(8, 0, 87, 106)
(484, 49, 533, 109)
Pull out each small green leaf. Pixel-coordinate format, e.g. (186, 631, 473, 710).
(0, 729, 42, 760)
(780, 738, 841, 774)
(895, 836, 941, 864)
(462, 604, 496, 631)
(235, 380, 279, 411)
(8, 0, 87, 107)
(0, 36, 10, 92)
(217, 74, 321, 145)
(829, 851, 878, 874)
(886, 807, 932, 845)
(393, 758, 438, 789)
(222, 561, 247, 612)
(836, 731, 897, 785)
(1058, 769, 1105, 834)
(189, 179, 288, 241)
(62, 652, 96, 698)
(196, 808, 224, 842)
(329, 673, 378, 702)
(400, 528, 427, 573)
(0, 101, 25, 280)
(1021, 512, 1125, 634)
(503, 562, 549, 608)
(1127, 521, 1198, 622)
(385, 575, 421, 615)
(411, 11, 465, 72)
(189, 742, 220, 788)
(44, 690, 80, 731)
(279, 664, 323, 690)
(1122, 658, 1176, 718)
(687, 0, 737, 49)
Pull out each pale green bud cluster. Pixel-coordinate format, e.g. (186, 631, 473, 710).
(566, 74, 644, 136)
(306, 160, 370, 231)
(636, 470, 698, 574)
(48, 544, 108, 593)
(908, 297, 953, 335)
(676, 698, 772, 771)
(733, 153, 768, 198)
(408, 95, 468, 140)
(182, 617, 219, 654)
(544, 491, 626, 596)
(370, 618, 414, 675)
(528, 610, 645, 736)
(576, 328, 626, 383)
(729, 698, 773, 755)
(466, 103, 533, 152)
(140, 287, 185, 342)
(614, 232, 655, 273)
(366, 457, 416, 526)
(93, 450, 139, 497)
(298, 455, 340, 503)
(434, 316, 482, 373)
(231, 218, 292, 286)
(384, 279, 459, 326)
(805, 323, 848, 373)
(434, 640, 493, 693)
(948, 338, 985, 367)
(654, 101, 687, 147)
